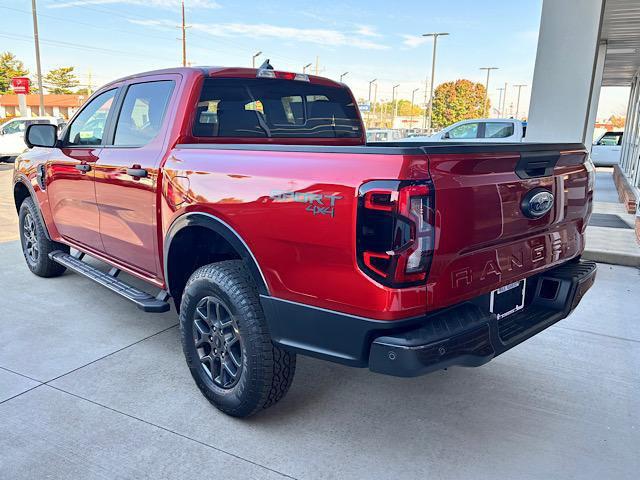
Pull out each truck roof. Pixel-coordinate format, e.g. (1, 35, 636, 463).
(102, 66, 344, 89)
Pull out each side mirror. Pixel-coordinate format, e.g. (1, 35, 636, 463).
(443, 132, 450, 139)
(25, 124, 58, 148)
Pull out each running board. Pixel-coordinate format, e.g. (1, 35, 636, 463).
(48, 250, 171, 313)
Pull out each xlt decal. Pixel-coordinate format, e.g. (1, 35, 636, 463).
(270, 190, 343, 218)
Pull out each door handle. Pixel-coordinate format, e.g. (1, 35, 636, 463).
(75, 163, 91, 172)
(126, 167, 148, 178)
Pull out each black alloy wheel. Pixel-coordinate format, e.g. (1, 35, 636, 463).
(22, 211, 39, 264)
(193, 295, 243, 389)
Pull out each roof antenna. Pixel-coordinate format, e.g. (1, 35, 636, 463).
(259, 59, 274, 70)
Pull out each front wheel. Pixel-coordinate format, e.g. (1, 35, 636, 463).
(179, 260, 296, 417)
(19, 197, 69, 277)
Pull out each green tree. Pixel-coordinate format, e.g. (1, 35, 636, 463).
(396, 99, 423, 117)
(44, 66, 80, 94)
(431, 79, 488, 129)
(609, 114, 625, 129)
(0, 52, 29, 94)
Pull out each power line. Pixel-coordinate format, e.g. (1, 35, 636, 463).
(0, 31, 174, 63)
(0, 4, 178, 44)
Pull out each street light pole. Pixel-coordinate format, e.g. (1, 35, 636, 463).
(513, 84, 527, 119)
(410, 87, 419, 129)
(31, 0, 45, 116)
(367, 78, 377, 130)
(368, 78, 377, 103)
(422, 32, 449, 130)
(340, 71, 349, 82)
(479, 67, 498, 117)
(252, 51, 262, 68)
(502, 82, 508, 116)
(497, 87, 504, 117)
(391, 84, 399, 127)
(303, 63, 312, 73)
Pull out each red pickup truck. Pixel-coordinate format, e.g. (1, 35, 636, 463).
(13, 64, 596, 417)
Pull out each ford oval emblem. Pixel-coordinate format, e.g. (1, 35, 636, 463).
(521, 188, 554, 218)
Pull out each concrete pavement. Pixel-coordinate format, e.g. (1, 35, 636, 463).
(0, 237, 638, 480)
(584, 169, 640, 267)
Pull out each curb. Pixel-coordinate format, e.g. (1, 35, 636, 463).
(583, 249, 640, 268)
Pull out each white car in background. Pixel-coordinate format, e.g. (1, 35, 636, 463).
(590, 131, 623, 167)
(366, 128, 404, 142)
(399, 118, 526, 143)
(0, 117, 65, 162)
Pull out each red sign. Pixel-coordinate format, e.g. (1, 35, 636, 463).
(11, 77, 30, 95)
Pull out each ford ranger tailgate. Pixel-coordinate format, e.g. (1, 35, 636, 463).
(424, 144, 593, 311)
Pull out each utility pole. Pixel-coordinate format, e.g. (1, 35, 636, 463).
(497, 87, 504, 117)
(315, 56, 319, 75)
(87, 69, 93, 95)
(391, 84, 399, 127)
(179, 1, 191, 67)
(513, 84, 527, 119)
(423, 32, 448, 130)
(410, 87, 419, 129)
(340, 72, 349, 82)
(479, 67, 498, 117)
(252, 51, 262, 68)
(31, 0, 45, 116)
(303, 63, 312, 73)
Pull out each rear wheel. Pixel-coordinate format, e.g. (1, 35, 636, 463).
(179, 260, 296, 417)
(19, 197, 69, 277)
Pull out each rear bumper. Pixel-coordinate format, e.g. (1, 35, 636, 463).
(260, 259, 596, 376)
(369, 260, 597, 377)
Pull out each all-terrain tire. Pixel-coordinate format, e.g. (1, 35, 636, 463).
(179, 260, 296, 417)
(18, 197, 69, 277)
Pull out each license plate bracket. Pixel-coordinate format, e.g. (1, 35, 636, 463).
(490, 279, 526, 319)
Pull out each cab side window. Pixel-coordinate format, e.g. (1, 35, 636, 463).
(448, 122, 479, 139)
(113, 80, 174, 147)
(485, 122, 514, 138)
(2, 121, 26, 134)
(598, 133, 623, 146)
(66, 89, 117, 146)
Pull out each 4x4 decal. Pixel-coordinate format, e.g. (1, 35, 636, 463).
(270, 190, 343, 218)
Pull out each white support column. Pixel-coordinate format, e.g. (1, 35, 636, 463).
(618, 76, 636, 171)
(626, 77, 640, 179)
(585, 42, 607, 145)
(526, 0, 605, 143)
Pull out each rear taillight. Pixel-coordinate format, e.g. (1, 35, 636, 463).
(357, 180, 435, 287)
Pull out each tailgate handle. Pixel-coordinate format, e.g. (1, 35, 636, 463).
(515, 151, 560, 179)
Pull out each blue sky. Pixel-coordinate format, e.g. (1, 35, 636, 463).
(1, 0, 629, 117)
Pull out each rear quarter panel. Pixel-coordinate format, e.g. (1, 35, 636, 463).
(161, 147, 429, 320)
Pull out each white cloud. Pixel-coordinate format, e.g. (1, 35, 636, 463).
(49, 0, 221, 9)
(401, 34, 429, 48)
(355, 25, 381, 38)
(129, 19, 389, 50)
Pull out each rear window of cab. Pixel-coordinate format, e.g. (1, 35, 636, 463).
(193, 78, 362, 139)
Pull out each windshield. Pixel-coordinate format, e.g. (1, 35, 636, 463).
(193, 78, 362, 139)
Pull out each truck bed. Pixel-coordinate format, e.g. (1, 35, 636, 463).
(169, 141, 591, 316)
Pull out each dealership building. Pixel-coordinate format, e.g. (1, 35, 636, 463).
(0, 94, 84, 120)
(528, 0, 640, 239)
